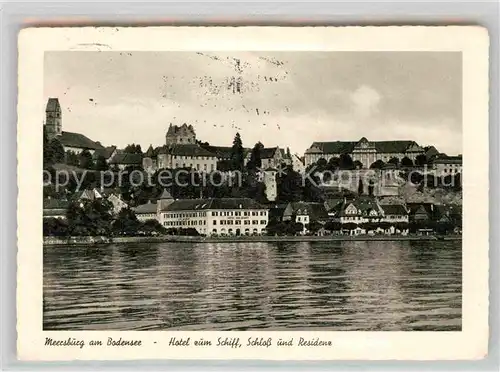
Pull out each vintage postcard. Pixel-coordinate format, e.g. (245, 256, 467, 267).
(17, 26, 489, 361)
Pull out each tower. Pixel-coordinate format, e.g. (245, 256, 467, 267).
(45, 98, 62, 139)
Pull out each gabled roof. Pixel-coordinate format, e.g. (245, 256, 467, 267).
(169, 144, 217, 157)
(43, 198, 70, 210)
(159, 189, 173, 200)
(133, 202, 158, 214)
(145, 145, 155, 157)
(381, 204, 408, 215)
(324, 198, 344, 212)
(59, 131, 104, 150)
(374, 141, 415, 154)
(433, 156, 462, 164)
(109, 153, 143, 165)
(260, 147, 280, 159)
(286, 202, 329, 220)
(46, 98, 60, 112)
(162, 198, 267, 212)
(93, 146, 117, 159)
(305, 139, 424, 155)
(305, 141, 357, 155)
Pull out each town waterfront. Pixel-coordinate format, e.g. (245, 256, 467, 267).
(43, 240, 461, 331)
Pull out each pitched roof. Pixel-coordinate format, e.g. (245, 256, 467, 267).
(169, 144, 217, 157)
(288, 202, 329, 220)
(46, 98, 60, 112)
(109, 153, 143, 165)
(159, 189, 173, 200)
(374, 141, 415, 153)
(59, 131, 104, 150)
(381, 204, 408, 215)
(43, 198, 70, 210)
(433, 156, 462, 164)
(306, 141, 357, 155)
(145, 145, 155, 157)
(162, 198, 267, 212)
(93, 146, 116, 159)
(324, 198, 344, 212)
(260, 147, 280, 159)
(133, 202, 158, 214)
(204, 146, 251, 159)
(306, 140, 423, 155)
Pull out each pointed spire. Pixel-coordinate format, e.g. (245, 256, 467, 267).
(159, 189, 173, 200)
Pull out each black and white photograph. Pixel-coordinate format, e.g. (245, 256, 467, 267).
(42, 50, 463, 331)
(16, 26, 489, 361)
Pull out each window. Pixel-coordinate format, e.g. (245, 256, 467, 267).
(244, 212, 249, 216)
(260, 220, 266, 224)
(244, 220, 250, 225)
(213, 220, 217, 225)
(252, 220, 258, 225)
(235, 220, 241, 225)
(228, 220, 233, 225)
(212, 211, 218, 216)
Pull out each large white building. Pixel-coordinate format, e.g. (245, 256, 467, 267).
(133, 190, 269, 236)
(304, 137, 425, 168)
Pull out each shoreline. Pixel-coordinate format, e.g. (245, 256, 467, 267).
(43, 234, 462, 246)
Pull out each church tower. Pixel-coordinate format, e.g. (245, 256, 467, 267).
(45, 98, 62, 139)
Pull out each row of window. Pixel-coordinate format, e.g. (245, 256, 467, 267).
(174, 163, 216, 171)
(173, 155, 215, 161)
(164, 220, 207, 227)
(216, 220, 266, 225)
(164, 212, 207, 219)
(343, 216, 408, 221)
(212, 211, 266, 217)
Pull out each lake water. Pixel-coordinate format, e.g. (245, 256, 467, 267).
(43, 240, 462, 331)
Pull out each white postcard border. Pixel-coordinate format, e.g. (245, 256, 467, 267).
(17, 26, 489, 361)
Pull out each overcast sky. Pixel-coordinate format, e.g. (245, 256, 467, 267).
(44, 51, 462, 155)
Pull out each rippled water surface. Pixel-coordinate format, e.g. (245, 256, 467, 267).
(43, 241, 462, 331)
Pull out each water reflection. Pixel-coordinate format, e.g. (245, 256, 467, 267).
(43, 241, 462, 331)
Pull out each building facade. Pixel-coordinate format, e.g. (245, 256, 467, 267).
(44, 98, 104, 155)
(304, 137, 425, 168)
(432, 156, 462, 175)
(160, 197, 269, 236)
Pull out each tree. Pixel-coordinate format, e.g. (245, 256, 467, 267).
(316, 157, 327, 169)
(401, 156, 414, 167)
(388, 157, 400, 167)
(247, 141, 263, 170)
(327, 157, 340, 171)
(368, 179, 375, 196)
(415, 154, 428, 167)
(306, 221, 322, 235)
(358, 179, 364, 195)
(353, 160, 363, 169)
(370, 159, 385, 169)
(230, 132, 245, 171)
(124, 144, 142, 154)
(339, 153, 354, 170)
(79, 149, 94, 169)
(94, 155, 108, 171)
(277, 166, 303, 203)
(43, 217, 69, 237)
(66, 151, 79, 166)
(112, 208, 142, 235)
(43, 127, 53, 168)
(49, 138, 65, 164)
